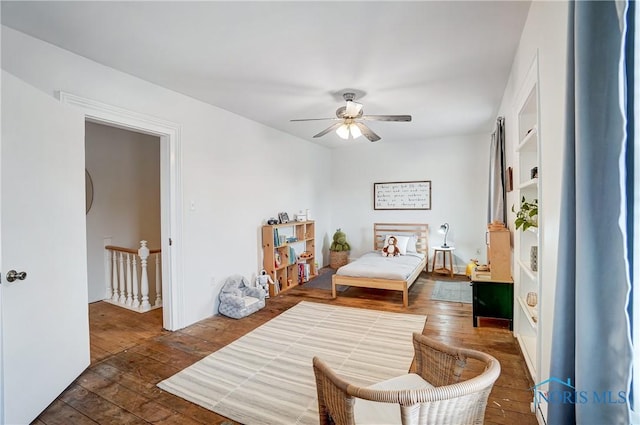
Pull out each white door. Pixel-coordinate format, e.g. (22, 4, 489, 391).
(0, 72, 90, 424)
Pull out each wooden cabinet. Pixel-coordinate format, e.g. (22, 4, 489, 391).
(486, 227, 511, 281)
(262, 221, 316, 297)
(513, 55, 541, 386)
(471, 270, 513, 330)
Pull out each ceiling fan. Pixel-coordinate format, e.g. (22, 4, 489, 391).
(291, 92, 412, 142)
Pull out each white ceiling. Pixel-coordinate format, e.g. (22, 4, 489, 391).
(1, 1, 531, 148)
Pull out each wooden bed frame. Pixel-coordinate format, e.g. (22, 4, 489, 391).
(331, 223, 429, 307)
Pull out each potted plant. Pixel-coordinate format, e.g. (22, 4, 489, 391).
(329, 228, 351, 269)
(512, 197, 538, 271)
(512, 196, 538, 231)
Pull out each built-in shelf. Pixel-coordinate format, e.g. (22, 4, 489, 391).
(517, 125, 538, 152)
(517, 259, 538, 280)
(517, 333, 538, 383)
(514, 54, 540, 392)
(518, 178, 538, 190)
(517, 296, 538, 330)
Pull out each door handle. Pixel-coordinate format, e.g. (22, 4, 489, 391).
(6, 270, 27, 282)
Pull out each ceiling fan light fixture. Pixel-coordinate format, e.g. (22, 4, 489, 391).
(349, 123, 362, 139)
(336, 123, 362, 140)
(336, 123, 350, 139)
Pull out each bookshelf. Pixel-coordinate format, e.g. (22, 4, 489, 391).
(261, 220, 317, 296)
(513, 54, 541, 388)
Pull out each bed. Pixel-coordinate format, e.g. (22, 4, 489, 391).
(332, 223, 429, 307)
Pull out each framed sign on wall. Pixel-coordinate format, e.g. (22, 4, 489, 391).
(374, 180, 432, 210)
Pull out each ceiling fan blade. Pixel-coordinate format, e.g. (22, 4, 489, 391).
(361, 115, 412, 122)
(291, 118, 341, 122)
(313, 122, 344, 138)
(345, 100, 363, 117)
(354, 122, 381, 142)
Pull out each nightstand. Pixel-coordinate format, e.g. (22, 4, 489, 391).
(431, 246, 455, 277)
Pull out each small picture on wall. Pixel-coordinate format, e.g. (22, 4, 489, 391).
(278, 212, 290, 224)
(507, 167, 514, 192)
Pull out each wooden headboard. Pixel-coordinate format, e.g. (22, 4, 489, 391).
(373, 223, 429, 256)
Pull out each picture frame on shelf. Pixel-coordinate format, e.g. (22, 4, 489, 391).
(278, 212, 290, 224)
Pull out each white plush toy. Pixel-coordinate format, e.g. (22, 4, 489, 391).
(256, 269, 274, 298)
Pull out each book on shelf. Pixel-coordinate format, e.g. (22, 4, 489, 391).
(298, 262, 311, 283)
(289, 246, 297, 265)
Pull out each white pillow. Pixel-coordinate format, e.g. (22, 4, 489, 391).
(353, 373, 433, 424)
(383, 234, 410, 255)
(406, 235, 418, 253)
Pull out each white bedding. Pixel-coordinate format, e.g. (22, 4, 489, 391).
(336, 251, 426, 280)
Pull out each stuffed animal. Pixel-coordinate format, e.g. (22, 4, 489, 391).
(382, 236, 400, 257)
(330, 228, 351, 252)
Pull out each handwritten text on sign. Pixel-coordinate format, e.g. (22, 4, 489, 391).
(374, 181, 432, 210)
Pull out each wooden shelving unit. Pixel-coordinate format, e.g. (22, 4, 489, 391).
(261, 220, 316, 297)
(486, 226, 512, 281)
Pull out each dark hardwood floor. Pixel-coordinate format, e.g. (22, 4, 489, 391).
(33, 271, 537, 425)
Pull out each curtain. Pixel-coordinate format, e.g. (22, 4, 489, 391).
(549, 1, 633, 424)
(487, 116, 506, 224)
(625, 0, 636, 416)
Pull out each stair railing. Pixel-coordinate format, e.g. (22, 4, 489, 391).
(104, 241, 161, 312)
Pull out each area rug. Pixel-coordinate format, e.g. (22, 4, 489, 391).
(301, 268, 348, 292)
(431, 280, 473, 303)
(157, 301, 426, 425)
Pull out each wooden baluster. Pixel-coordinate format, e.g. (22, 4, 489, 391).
(154, 254, 162, 307)
(131, 255, 140, 309)
(125, 253, 133, 306)
(111, 250, 119, 301)
(104, 248, 112, 300)
(138, 241, 151, 310)
(118, 252, 126, 303)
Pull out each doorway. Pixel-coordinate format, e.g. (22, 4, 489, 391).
(60, 91, 184, 331)
(85, 122, 161, 307)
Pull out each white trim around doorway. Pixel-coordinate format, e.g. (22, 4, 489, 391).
(58, 91, 184, 331)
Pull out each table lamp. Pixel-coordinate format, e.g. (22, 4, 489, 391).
(439, 223, 450, 248)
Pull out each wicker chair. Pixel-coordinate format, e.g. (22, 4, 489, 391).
(312, 332, 501, 425)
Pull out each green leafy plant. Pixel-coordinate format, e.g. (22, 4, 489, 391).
(512, 197, 538, 231)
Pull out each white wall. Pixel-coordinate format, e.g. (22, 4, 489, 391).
(497, 0, 569, 391)
(329, 135, 489, 272)
(85, 122, 161, 303)
(1, 26, 332, 328)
